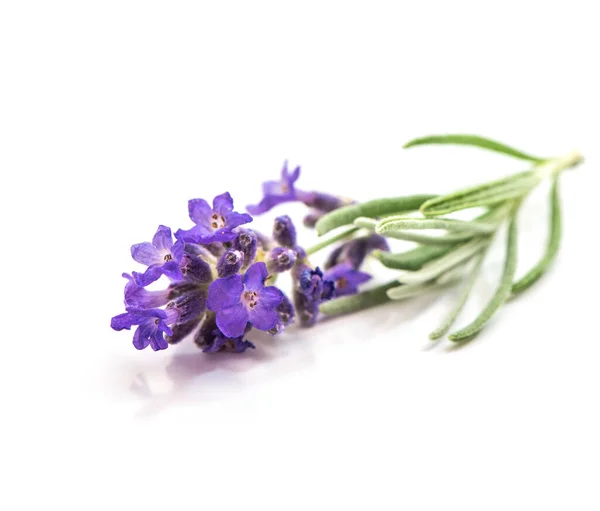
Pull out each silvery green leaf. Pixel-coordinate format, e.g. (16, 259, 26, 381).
(386, 276, 461, 301)
(315, 195, 436, 235)
(403, 134, 545, 163)
(376, 216, 497, 236)
(511, 177, 562, 296)
(395, 239, 488, 285)
(420, 171, 539, 217)
(352, 217, 378, 230)
(373, 245, 453, 271)
(449, 207, 520, 341)
(429, 251, 486, 340)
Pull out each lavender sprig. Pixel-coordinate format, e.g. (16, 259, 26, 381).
(111, 133, 583, 353)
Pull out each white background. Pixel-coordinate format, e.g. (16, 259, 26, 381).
(1, 1, 599, 510)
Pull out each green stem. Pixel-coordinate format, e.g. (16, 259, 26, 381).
(305, 226, 359, 256)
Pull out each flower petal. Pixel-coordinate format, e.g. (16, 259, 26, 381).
(225, 211, 253, 230)
(149, 330, 168, 351)
(152, 225, 173, 251)
(188, 198, 212, 225)
(131, 242, 161, 266)
(111, 312, 138, 331)
(132, 265, 164, 287)
(207, 275, 244, 311)
(258, 286, 284, 310)
(171, 239, 185, 262)
(132, 326, 150, 350)
(216, 303, 249, 338)
(243, 262, 268, 291)
(212, 192, 234, 215)
(248, 304, 280, 332)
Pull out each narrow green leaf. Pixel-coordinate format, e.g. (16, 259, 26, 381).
(449, 208, 520, 341)
(373, 245, 453, 271)
(377, 216, 497, 235)
(420, 171, 539, 216)
(428, 251, 486, 340)
(403, 134, 545, 163)
(373, 227, 476, 245)
(315, 195, 436, 235)
(353, 217, 378, 230)
(319, 280, 399, 316)
(396, 239, 488, 285)
(386, 277, 461, 300)
(305, 226, 358, 256)
(511, 177, 562, 295)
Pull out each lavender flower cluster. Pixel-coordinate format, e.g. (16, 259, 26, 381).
(111, 163, 388, 353)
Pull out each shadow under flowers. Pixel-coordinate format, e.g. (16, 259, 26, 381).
(127, 288, 450, 418)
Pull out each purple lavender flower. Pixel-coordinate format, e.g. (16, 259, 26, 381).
(123, 273, 170, 308)
(217, 249, 245, 278)
(324, 234, 389, 270)
(176, 192, 252, 244)
(323, 263, 371, 297)
(194, 312, 255, 353)
(130, 225, 185, 286)
(247, 161, 307, 215)
(273, 215, 297, 247)
(111, 307, 179, 351)
(297, 266, 335, 301)
(269, 293, 295, 334)
(266, 246, 296, 274)
(207, 262, 283, 338)
(233, 229, 258, 269)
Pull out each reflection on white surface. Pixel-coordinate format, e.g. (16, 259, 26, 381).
(120, 291, 451, 418)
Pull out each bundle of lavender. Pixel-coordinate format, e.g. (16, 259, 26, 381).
(111, 134, 583, 352)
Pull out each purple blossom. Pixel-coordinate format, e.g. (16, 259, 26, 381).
(273, 215, 297, 247)
(324, 234, 389, 270)
(217, 249, 245, 277)
(111, 307, 178, 351)
(123, 273, 170, 308)
(194, 312, 255, 353)
(131, 226, 185, 286)
(323, 263, 371, 297)
(292, 264, 335, 327)
(207, 262, 283, 338)
(176, 192, 252, 244)
(297, 265, 335, 301)
(232, 229, 258, 269)
(266, 246, 296, 274)
(247, 161, 309, 215)
(269, 293, 295, 333)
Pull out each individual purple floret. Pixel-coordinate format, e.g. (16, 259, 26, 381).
(323, 263, 371, 297)
(217, 249, 245, 278)
(324, 234, 389, 270)
(266, 246, 296, 274)
(247, 161, 308, 215)
(297, 266, 335, 301)
(123, 273, 170, 309)
(273, 215, 297, 247)
(303, 191, 353, 213)
(207, 262, 283, 338)
(176, 192, 252, 244)
(111, 307, 179, 351)
(130, 225, 185, 286)
(233, 229, 258, 269)
(292, 264, 336, 327)
(179, 248, 214, 284)
(247, 162, 355, 220)
(194, 312, 255, 353)
(269, 293, 295, 333)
